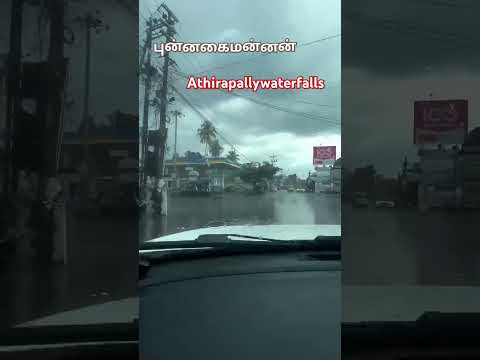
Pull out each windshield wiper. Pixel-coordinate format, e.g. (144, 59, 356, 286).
(140, 234, 340, 252)
(196, 233, 287, 243)
(139, 235, 340, 280)
(139, 234, 286, 251)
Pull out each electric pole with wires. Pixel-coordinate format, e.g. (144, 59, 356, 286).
(139, 4, 178, 214)
(73, 11, 109, 202)
(270, 154, 278, 166)
(170, 109, 183, 189)
(139, 19, 153, 194)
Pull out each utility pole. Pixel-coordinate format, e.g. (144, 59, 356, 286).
(140, 20, 153, 194)
(5, 0, 24, 196)
(74, 11, 108, 199)
(170, 109, 183, 189)
(270, 154, 278, 166)
(154, 4, 178, 215)
(138, 4, 178, 210)
(43, 0, 65, 180)
(156, 4, 178, 181)
(34, 0, 67, 264)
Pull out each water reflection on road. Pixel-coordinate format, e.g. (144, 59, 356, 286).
(342, 204, 480, 286)
(140, 192, 341, 242)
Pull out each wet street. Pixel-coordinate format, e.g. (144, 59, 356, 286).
(3, 191, 479, 328)
(142, 191, 480, 286)
(140, 191, 341, 241)
(0, 212, 137, 328)
(342, 205, 480, 286)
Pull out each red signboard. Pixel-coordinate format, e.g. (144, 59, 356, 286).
(414, 100, 468, 145)
(313, 146, 336, 165)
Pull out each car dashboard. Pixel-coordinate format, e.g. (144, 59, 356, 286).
(140, 250, 341, 360)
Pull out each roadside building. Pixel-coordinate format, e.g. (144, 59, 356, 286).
(330, 158, 342, 193)
(398, 158, 421, 207)
(60, 112, 138, 207)
(417, 146, 460, 210)
(413, 99, 468, 210)
(459, 127, 480, 208)
(415, 129, 480, 210)
(164, 155, 241, 192)
(311, 166, 332, 193)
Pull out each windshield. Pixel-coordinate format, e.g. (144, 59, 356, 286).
(342, 0, 480, 325)
(138, 0, 341, 245)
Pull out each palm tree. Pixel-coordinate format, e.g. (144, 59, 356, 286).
(209, 139, 224, 157)
(197, 120, 217, 156)
(226, 149, 239, 163)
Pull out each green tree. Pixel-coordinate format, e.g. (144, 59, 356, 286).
(239, 162, 281, 192)
(209, 139, 224, 157)
(226, 149, 240, 163)
(197, 120, 217, 156)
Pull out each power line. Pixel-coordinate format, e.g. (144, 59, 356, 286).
(297, 34, 342, 47)
(184, 91, 273, 160)
(173, 34, 205, 74)
(170, 85, 253, 163)
(171, 69, 340, 126)
(139, 11, 149, 24)
(344, 10, 479, 46)
(292, 99, 339, 108)
(184, 33, 341, 77)
(227, 92, 340, 126)
(170, 67, 339, 111)
(236, 92, 339, 111)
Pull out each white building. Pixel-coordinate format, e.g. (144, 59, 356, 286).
(311, 166, 333, 193)
(417, 148, 460, 210)
(331, 158, 342, 193)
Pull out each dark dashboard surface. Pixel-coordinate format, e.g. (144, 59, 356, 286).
(140, 251, 341, 360)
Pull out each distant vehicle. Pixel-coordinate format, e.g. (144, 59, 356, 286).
(352, 192, 369, 207)
(287, 187, 295, 192)
(375, 200, 395, 208)
(296, 188, 306, 193)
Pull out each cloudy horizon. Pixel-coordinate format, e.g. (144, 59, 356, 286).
(342, 0, 480, 177)
(140, 0, 341, 178)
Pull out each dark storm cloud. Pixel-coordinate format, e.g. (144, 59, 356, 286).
(342, 0, 480, 176)
(342, 0, 480, 76)
(342, 69, 480, 176)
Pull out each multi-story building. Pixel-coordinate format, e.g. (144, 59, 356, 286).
(330, 158, 342, 193)
(459, 128, 480, 208)
(417, 147, 460, 210)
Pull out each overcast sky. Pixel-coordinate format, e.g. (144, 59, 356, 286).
(140, 0, 341, 178)
(342, 0, 480, 177)
(4, 1, 480, 179)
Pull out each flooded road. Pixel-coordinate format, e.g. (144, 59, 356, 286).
(343, 205, 480, 286)
(140, 191, 341, 242)
(1, 214, 137, 328)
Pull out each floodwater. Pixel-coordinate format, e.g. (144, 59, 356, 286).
(140, 191, 341, 241)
